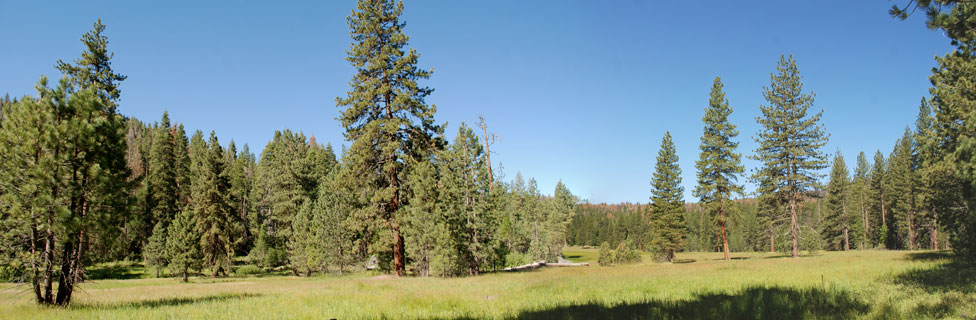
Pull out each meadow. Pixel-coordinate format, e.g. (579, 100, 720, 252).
(1, 248, 973, 319)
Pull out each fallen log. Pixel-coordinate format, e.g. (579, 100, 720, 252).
(503, 261, 589, 272)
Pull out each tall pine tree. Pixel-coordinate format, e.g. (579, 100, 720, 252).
(650, 132, 686, 262)
(694, 77, 743, 261)
(190, 131, 234, 276)
(751, 55, 829, 258)
(336, 0, 444, 276)
(852, 152, 872, 248)
(823, 151, 853, 250)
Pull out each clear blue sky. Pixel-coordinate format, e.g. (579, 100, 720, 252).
(0, 1, 952, 204)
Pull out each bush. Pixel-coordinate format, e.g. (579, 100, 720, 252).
(235, 265, 263, 276)
(505, 251, 532, 268)
(598, 242, 615, 266)
(599, 241, 643, 266)
(614, 241, 643, 264)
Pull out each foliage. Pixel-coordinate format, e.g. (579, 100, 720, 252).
(143, 223, 168, 278)
(649, 132, 685, 262)
(336, 0, 445, 276)
(598, 242, 615, 266)
(694, 77, 744, 260)
(751, 54, 829, 258)
(167, 209, 200, 282)
(234, 265, 263, 276)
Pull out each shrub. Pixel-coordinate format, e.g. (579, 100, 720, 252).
(614, 241, 643, 264)
(505, 251, 532, 268)
(235, 265, 263, 276)
(598, 242, 615, 266)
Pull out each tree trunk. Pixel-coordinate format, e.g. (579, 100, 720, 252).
(478, 115, 494, 191)
(843, 227, 850, 251)
(720, 219, 730, 261)
(55, 240, 75, 305)
(861, 195, 868, 248)
(790, 192, 799, 258)
(770, 226, 776, 253)
(720, 203, 730, 261)
(932, 208, 939, 250)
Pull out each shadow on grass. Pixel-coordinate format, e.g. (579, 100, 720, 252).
(893, 257, 976, 318)
(895, 261, 975, 294)
(496, 286, 869, 320)
(77, 293, 261, 310)
(902, 250, 953, 262)
(86, 262, 145, 280)
(673, 259, 696, 264)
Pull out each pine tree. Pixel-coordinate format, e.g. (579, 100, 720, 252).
(523, 178, 548, 262)
(190, 131, 235, 277)
(252, 130, 317, 268)
(852, 152, 872, 248)
(55, 19, 127, 109)
(914, 99, 944, 250)
(147, 111, 179, 230)
(173, 124, 192, 212)
(694, 77, 744, 261)
(439, 124, 497, 275)
(888, 128, 918, 250)
(823, 152, 853, 250)
(144, 222, 168, 278)
(892, 0, 976, 260)
(403, 158, 444, 276)
(314, 169, 356, 275)
(336, 0, 444, 276)
(0, 76, 129, 305)
(167, 209, 200, 282)
(549, 181, 576, 261)
(869, 151, 889, 247)
(650, 132, 686, 262)
(751, 55, 829, 258)
(288, 199, 318, 276)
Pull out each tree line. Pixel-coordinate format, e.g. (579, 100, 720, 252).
(568, 1, 976, 264)
(0, 0, 578, 306)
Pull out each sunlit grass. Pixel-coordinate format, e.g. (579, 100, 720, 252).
(0, 249, 972, 319)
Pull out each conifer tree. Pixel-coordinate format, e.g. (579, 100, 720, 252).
(314, 169, 356, 275)
(751, 55, 829, 258)
(869, 151, 889, 247)
(852, 152, 872, 248)
(288, 199, 318, 276)
(147, 111, 178, 230)
(336, 0, 444, 276)
(173, 124, 192, 211)
(892, 0, 976, 260)
(650, 132, 686, 262)
(167, 208, 200, 282)
(888, 128, 918, 250)
(403, 158, 445, 276)
(252, 130, 317, 267)
(144, 222, 168, 278)
(823, 152, 853, 250)
(56, 19, 127, 109)
(0, 77, 129, 305)
(439, 124, 497, 275)
(549, 181, 577, 260)
(190, 131, 234, 276)
(694, 77, 744, 261)
(914, 99, 944, 250)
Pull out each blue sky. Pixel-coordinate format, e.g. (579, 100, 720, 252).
(0, 1, 952, 203)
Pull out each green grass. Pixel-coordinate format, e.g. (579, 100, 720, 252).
(1, 249, 973, 319)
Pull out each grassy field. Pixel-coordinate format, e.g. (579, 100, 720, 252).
(1, 249, 973, 319)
